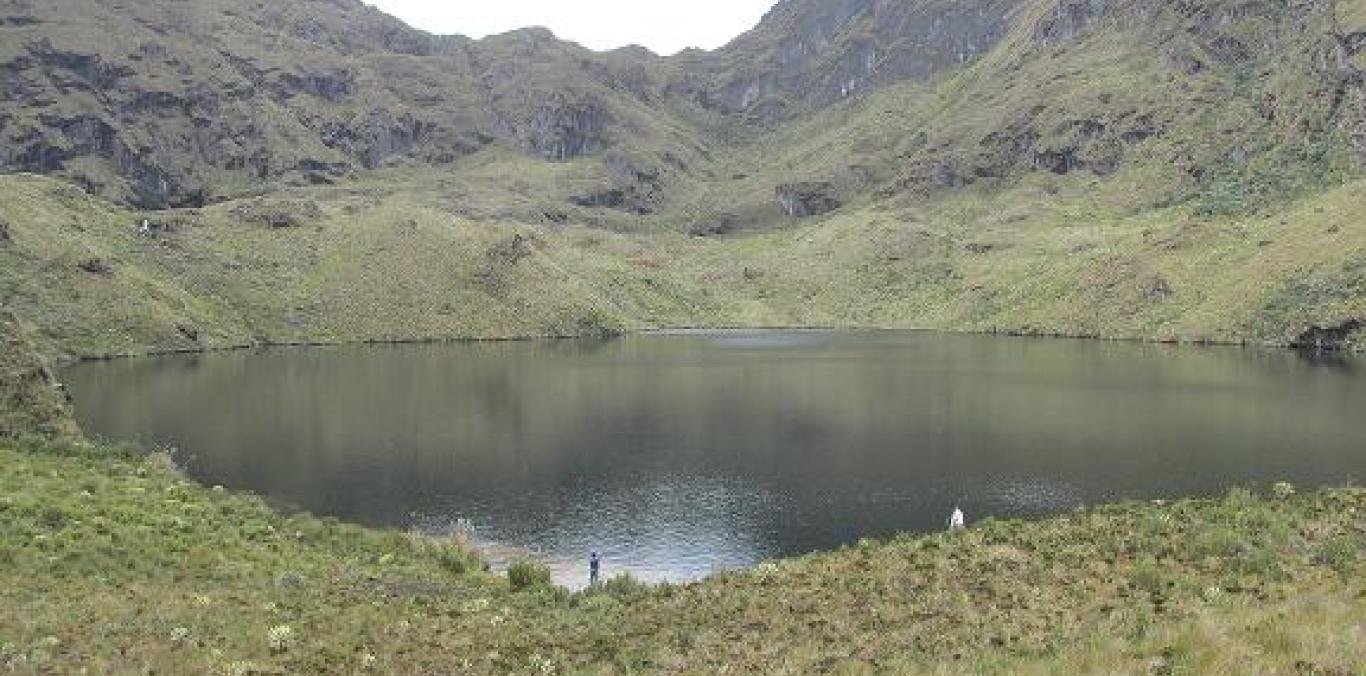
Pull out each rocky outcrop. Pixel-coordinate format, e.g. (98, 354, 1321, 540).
(776, 182, 842, 217)
(77, 258, 113, 275)
(1345, 32, 1366, 56)
(569, 153, 665, 214)
(687, 214, 740, 237)
(1034, 0, 1116, 43)
(277, 69, 356, 103)
(524, 99, 610, 161)
(1291, 318, 1364, 351)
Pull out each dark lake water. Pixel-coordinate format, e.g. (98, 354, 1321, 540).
(65, 331, 1366, 586)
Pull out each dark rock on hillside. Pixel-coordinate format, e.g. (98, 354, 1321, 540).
(777, 182, 842, 217)
(0, 221, 11, 246)
(524, 99, 611, 161)
(1345, 32, 1366, 56)
(1034, 0, 1115, 43)
(569, 153, 665, 214)
(570, 188, 629, 210)
(77, 258, 113, 275)
(688, 214, 740, 237)
(278, 69, 356, 103)
(27, 37, 133, 89)
(353, 109, 432, 169)
(1292, 318, 1364, 351)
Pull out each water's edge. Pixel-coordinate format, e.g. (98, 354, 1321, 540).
(53, 322, 1353, 369)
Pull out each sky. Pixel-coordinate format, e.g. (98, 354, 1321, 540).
(364, 0, 780, 55)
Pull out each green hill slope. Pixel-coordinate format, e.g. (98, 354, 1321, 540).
(1, 0, 1365, 356)
(0, 310, 79, 441)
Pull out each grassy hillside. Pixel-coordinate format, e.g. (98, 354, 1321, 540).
(2, 0, 1365, 357)
(1, 439, 1360, 674)
(0, 310, 80, 441)
(3, 165, 1364, 360)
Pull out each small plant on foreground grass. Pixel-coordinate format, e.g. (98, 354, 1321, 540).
(591, 573, 653, 602)
(1316, 535, 1361, 574)
(507, 559, 552, 591)
(266, 624, 296, 654)
(145, 445, 183, 475)
(1272, 481, 1296, 500)
(436, 543, 482, 575)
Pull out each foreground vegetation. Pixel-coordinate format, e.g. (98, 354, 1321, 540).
(1, 435, 1361, 675)
(0, 311, 81, 442)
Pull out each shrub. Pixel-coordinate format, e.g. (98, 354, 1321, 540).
(507, 559, 551, 591)
(598, 573, 651, 601)
(1235, 546, 1284, 580)
(1191, 525, 1242, 560)
(1129, 560, 1168, 599)
(274, 570, 307, 591)
(1316, 535, 1361, 574)
(145, 447, 182, 475)
(266, 625, 296, 653)
(435, 543, 481, 576)
(1223, 486, 1258, 508)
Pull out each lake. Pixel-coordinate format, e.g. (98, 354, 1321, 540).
(64, 331, 1366, 586)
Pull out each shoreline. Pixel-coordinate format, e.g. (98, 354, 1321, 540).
(50, 322, 1361, 369)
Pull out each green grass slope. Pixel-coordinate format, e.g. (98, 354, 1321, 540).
(0, 310, 80, 441)
(3, 165, 1365, 359)
(1, 441, 1361, 674)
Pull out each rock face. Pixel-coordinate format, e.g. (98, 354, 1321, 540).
(697, 0, 1022, 121)
(0, 0, 1361, 220)
(524, 100, 610, 160)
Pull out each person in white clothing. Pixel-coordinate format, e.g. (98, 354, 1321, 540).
(947, 506, 966, 531)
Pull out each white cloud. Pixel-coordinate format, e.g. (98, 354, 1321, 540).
(364, 0, 779, 55)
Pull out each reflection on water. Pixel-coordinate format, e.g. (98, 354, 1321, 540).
(65, 331, 1366, 586)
